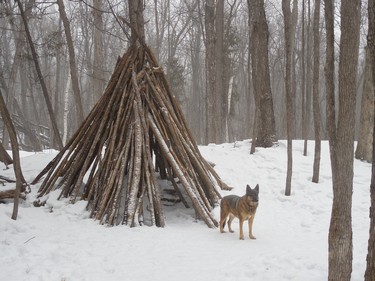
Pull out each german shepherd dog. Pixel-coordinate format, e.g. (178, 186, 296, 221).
(220, 184, 259, 240)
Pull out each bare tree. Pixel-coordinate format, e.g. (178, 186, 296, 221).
(365, 0, 375, 279)
(325, 0, 361, 280)
(248, 0, 277, 148)
(204, 0, 217, 144)
(312, 0, 321, 183)
(303, 0, 313, 156)
(15, 0, 63, 149)
(0, 141, 13, 167)
(0, 89, 26, 220)
(301, 0, 306, 149)
(1, 0, 34, 149)
(282, 0, 294, 196)
(129, 0, 145, 45)
(92, 0, 106, 104)
(215, 0, 225, 142)
(57, 0, 84, 126)
(356, 47, 374, 163)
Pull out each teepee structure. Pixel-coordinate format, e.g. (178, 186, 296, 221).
(32, 45, 230, 228)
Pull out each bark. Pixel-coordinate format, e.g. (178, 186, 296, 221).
(92, 0, 106, 103)
(190, 19, 205, 143)
(214, 0, 225, 142)
(129, 0, 145, 45)
(0, 141, 13, 166)
(15, 0, 63, 149)
(205, 0, 216, 144)
(291, 0, 298, 138)
(63, 73, 71, 145)
(1, 0, 34, 149)
(356, 47, 374, 163)
(365, 0, 375, 279)
(301, 0, 306, 149)
(0, 89, 27, 219)
(304, 0, 312, 156)
(248, 0, 277, 148)
(326, 0, 361, 280)
(282, 0, 294, 196)
(57, 0, 84, 126)
(312, 0, 321, 183)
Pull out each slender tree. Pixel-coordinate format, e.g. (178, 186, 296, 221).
(356, 47, 374, 163)
(215, 0, 225, 142)
(312, 0, 321, 183)
(301, 0, 306, 150)
(15, 0, 63, 149)
(303, 0, 312, 156)
(57, 0, 84, 126)
(204, 0, 217, 144)
(0, 141, 13, 167)
(0, 89, 26, 220)
(282, 0, 293, 196)
(92, 0, 106, 104)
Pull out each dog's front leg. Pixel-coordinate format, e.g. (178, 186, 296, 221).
(248, 215, 256, 239)
(239, 218, 244, 240)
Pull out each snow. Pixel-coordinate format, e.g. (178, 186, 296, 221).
(0, 140, 371, 281)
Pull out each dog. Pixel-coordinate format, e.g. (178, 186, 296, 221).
(220, 184, 259, 240)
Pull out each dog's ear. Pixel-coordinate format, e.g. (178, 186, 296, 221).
(254, 184, 259, 194)
(246, 184, 251, 194)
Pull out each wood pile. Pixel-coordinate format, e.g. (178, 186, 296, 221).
(32, 45, 230, 228)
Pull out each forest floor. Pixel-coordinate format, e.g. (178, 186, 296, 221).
(0, 140, 371, 281)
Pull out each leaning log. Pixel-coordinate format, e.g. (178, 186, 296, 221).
(32, 45, 226, 228)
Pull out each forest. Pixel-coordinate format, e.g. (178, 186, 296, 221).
(0, 0, 371, 150)
(1, 0, 375, 280)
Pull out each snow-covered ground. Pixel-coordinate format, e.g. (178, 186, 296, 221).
(0, 140, 371, 281)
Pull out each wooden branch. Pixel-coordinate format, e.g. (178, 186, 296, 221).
(148, 113, 217, 228)
(0, 189, 26, 201)
(32, 45, 227, 228)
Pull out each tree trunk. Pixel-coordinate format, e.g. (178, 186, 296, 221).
(312, 0, 321, 183)
(248, 0, 277, 148)
(0, 89, 26, 220)
(15, 0, 63, 149)
(365, 0, 375, 279)
(92, 0, 106, 105)
(326, 0, 361, 280)
(304, 0, 312, 156)
(57, 0, 84, 127)
(0, 141, 13, 166)
(205, 0, 216, 144)
(301, 0, 306, 149)
(1, 0, 34, 149)
(356, 47, 374, 163)
(282, 0, 294, 196)
(291, 0, 298, 139)
(129, 0, 145, 46)
(215, 0, 225, 142)
(190, 20, 205, 143)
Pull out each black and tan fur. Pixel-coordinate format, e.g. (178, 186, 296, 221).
(220, 184, 259, 240)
